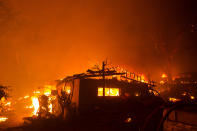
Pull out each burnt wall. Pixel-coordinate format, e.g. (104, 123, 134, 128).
(72, 79, 80, 109)
(77, 78, 151, 111)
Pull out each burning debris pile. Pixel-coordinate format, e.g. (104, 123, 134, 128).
(156, 72, 197, 103)
(22, 85, 58, 119)
(0, 84, 59, 128)
(0, 85, 11, 124)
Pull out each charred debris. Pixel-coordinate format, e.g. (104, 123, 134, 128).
(159, 72, 197, 103)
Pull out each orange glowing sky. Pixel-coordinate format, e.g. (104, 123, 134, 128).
(0, 0, 197, 96)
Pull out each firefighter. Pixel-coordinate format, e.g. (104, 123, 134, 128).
(38, 95, 49, 118)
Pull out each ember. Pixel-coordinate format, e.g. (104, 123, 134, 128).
(135, 93, 139, 97)
(161, 74, 167, 78)
(168, 97, 181, 102)
(125, 117, 132, 123)
(24, 95, 30, 99)
(0, 117, 8, 123)
(191, 96, 195, 100)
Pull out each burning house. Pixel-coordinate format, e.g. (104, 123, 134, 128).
(53, 62, 161, 120)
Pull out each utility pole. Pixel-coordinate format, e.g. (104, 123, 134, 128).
(102, 61, 106, 96)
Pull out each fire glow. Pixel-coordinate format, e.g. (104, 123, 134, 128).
(28, 85, 56, 117)
(169, 97, 180, 102)
(0, 117, 8, 123)
(97, 87, 120, 96)
(31, 97, 39, 116)
(161, 73, 167, 78)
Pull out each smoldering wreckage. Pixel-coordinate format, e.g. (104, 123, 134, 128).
(1, 62, 197, 131)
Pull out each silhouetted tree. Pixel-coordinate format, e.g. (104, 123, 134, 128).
(0, 85, 8, 100)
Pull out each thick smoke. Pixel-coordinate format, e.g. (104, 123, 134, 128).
(0, 0, 197, 96)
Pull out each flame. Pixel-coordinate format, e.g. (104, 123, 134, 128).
(182, 92, 187, 96)
(149, 90, 159, 96)
(105, 88, 119, 96)
(140, 74, 147, 83)
(161, 73, 167, 78)
(98, 87, 103, 96)
(125, 117, 132, 123)
(28, 85, 56, 117)
(112, 75, 116, 78)
(48, 103, 52, 113)
(110, 88, 119, 96)
(169, 97, 180, 102)
(135, 93, 139, 97)
(44, 88, 51, 96)
(66, 89, 71, 94)
(25, 105, 33, 109)
(24, 95, 30, 99)
(64, 86, 71, 94)
(160, 80, 164, 84)
(0, 98, 12, 111)
(191, 96, 195, 100)
(5, 101, 11, 106)
(98, 87, 119, 96)
(31, 96, 39, 116)
(33, 91, 40, 94)
(0, 97, 5, 103)
(0, 117, 8, 123)
(48, 96, 53, 113)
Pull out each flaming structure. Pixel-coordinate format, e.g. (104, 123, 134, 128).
(19, 62, 158, 121)
(54, 61, 157, 119)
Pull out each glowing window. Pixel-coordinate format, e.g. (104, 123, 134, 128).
(105, 88, 110, 96)
(98, 87, 120, 96)
(105, 88, 119, 96)
(98, 88, 103, 96)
